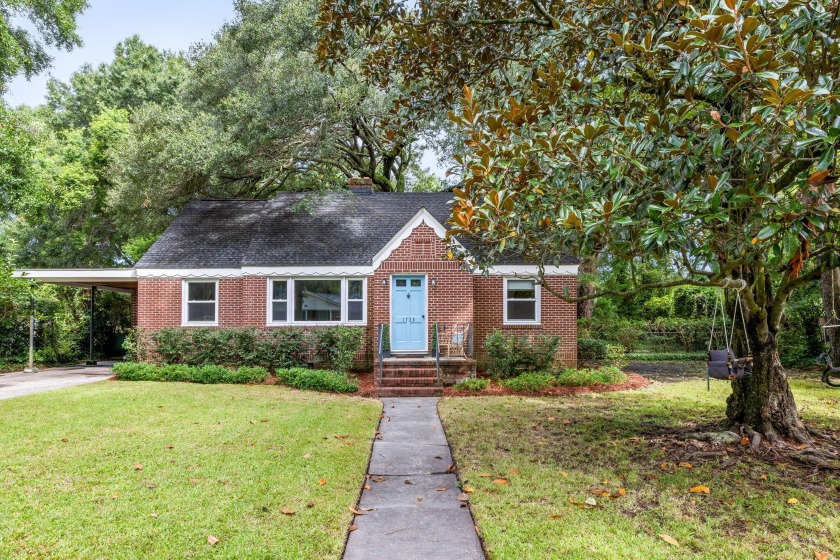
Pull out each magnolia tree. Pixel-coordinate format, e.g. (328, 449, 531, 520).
(319, 0, 840, 441)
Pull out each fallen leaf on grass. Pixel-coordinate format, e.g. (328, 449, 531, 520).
(562, 419, 571, 425)
(814, 552, 829, 560)
(207, 535, 218, 545)
(509, 468, 520, 475)
(280, 508, 296, 515)
(478, 473, 493, 478)
(787, 498, 799, 504)
(146, 483, 157, 489)
(250, 420, 256, 425)
(61, 438, 69, 442)
(493, 479, 509, 486)
(548, 416, 555, 421)
(559, 471, 568, 477)
(584, 497, 597, 506)
(456, 493, 469, 502)
(166, 444, 174, 449)
(794, 443, 808, 450)
(134, 463, 143, 471)
(677, 462, 693, 469)
(549, 515, 563, 520)
(448, 464, 457, 471)
(722, 500, 734, 506)
(189, 477, 200, 484)
(307, 502, 314, 508)
(464, 487, 474, 493)
(689, 485, 711, 494)
(741, 437, 750, 446)
(150, 513, 159, 518)
(348, 506, 366, 515)
(318, 478, 327, 485)
(659, 534, 680, 547)
(303, 454, 312, 459)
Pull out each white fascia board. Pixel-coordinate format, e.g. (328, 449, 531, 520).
(13, 268, 137, 283)
(136, 268, 242, 278)
(371, 207, 461, 268)
(242, 266, 374, 276)
(477, 265, 579, 276)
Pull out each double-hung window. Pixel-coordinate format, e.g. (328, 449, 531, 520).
(268, 278, 366, 325)
(504, 278, 540, 324)
(183, 280, 218, 325)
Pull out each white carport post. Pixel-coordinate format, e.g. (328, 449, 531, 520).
(23, 294, 38, 373)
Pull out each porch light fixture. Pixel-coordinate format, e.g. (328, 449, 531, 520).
(382, 279, 387, 286)
(431, 279, 437, 287)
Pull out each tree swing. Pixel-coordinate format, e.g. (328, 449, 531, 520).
(817, 269, 840, 387)
(706, 285, 753, 391)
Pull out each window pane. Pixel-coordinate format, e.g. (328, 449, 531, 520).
(272, 301, 287, 322)
(507, 280, 535, 299)
(188, 282, 215, 301)
(348, 301, 363, 321)
(507, 300, 536, 321)
(410, 279, 421, 287)
(396, 279, 406, 287)
(294, 280, 341, 322)
(272, 280, 287, 301)
(188, 302, 216, 322)
(348, 280, 363, 300)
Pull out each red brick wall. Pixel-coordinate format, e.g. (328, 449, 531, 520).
(135, 223, 578, 368)
(366, 223, 474, 359)
(473, 275, 578, 367)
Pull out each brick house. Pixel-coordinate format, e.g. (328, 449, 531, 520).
(16, 178, 578, 396)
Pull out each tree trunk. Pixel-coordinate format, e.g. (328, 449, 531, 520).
(820, 268, 840, 364)
(577, 254, 598, 319)
(725, 331, 809, 443)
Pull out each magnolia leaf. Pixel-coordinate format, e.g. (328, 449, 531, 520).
(493, 478, 509, 486)
(787, 498, 799, 504)
(280, 508, 296, 515)
(659, 534, 680, 547)
(207, 535, 219, 545)
(690, 485, 711, 494)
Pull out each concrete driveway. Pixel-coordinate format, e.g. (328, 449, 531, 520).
(0, 362, 114, 401)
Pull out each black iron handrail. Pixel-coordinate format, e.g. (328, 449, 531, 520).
(434, 322, 441, 386)
(377, 323, 384, 388)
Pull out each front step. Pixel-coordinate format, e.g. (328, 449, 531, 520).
(379, 376, 439, 387)
(377, 386, 443, 397)
(377, 357, 441, 397)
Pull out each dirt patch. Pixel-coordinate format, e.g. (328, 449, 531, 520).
(443, 372, 651, 397)
(625, 361, 705, 382)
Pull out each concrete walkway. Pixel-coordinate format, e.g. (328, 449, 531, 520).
(344, 397, 484, 560)
(0, 363, 114, 400)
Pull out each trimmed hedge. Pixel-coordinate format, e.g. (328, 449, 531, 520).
(452, 378, 490, 391)
(484, 330, 560, 378)
(555, 366, 626, 386)
(112, 362, 268, 384)
(127, 326, 363, 372)
(502, 372, 556, 392)
(275, 368, 358, 393)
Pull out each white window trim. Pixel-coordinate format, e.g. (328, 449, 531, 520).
(182, 279, 219, 326)
(266, 277, 367, 326)
(503, 277, 541, 325)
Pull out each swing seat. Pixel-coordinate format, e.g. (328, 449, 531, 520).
(707, 349, 752, 380)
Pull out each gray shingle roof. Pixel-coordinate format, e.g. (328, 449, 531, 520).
(137, 192, 577, 269)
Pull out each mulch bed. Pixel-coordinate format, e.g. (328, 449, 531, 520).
(443, 372, 651, 397)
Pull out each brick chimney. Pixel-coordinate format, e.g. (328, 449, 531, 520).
(347, 176, 374, 194)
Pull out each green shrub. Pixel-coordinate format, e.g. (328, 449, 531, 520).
(577, 338, 608, 366)
(121, 327, 148, 362)
(276, 368, 358, 393)
(113, 362, 267, 384)
(112, 362, 161, 381)
(641, 293, 674, 320)
(484, 331, 560, 378)
(502, 372, 556, 392)
(311, 327, 363, 372)
(625, 351, 705, 362)
(254, 328, 309, 369)
(150, 328, 191, 364)
(605, 343, 628, 369)
(555, 366, 627, 386)
(612, 321, 643, 352)
(453, 377, 490, 391)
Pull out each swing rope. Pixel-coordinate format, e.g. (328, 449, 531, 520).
(824, 268, 839, 330)
(728, 291, 751, 357)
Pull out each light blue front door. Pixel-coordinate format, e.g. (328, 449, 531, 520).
(391, 276, 426, 352)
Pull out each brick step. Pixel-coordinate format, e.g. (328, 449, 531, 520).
(377, 386, 443, 397)
(381, 368, 438, 378)
(382, 359, 437, 368)
(379, 376, 439, 387)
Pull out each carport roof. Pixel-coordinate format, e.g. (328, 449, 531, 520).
(12, 269, 137, 293)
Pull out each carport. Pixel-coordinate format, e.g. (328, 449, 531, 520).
(12, 269, 138, 367)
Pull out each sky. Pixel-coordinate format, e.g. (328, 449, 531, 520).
(3, 0, 237, 107)
(3, 0, 444, 175)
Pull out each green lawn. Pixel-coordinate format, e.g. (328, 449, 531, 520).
(440, 378, 839, 560)
(0, 381, 381, 559)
